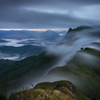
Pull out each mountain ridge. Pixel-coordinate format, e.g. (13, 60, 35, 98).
(8, 80, 90, 100)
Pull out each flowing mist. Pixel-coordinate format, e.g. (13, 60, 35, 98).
(43, 26, 100, 83)
(46, 27, 100, 67)
(4, 26, 100, 97)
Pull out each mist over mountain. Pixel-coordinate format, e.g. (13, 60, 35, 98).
(1, 0, 100, 99)
(44, 26, 100, 99)
(46, 26, 100, 67)
(1, 26, 100, 100)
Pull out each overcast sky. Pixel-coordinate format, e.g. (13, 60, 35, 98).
(0, 0, 100, 29)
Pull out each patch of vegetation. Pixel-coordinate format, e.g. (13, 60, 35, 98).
(8, 81, 90, 100)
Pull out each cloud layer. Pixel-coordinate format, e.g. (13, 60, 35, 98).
(0, 0, 100, 28)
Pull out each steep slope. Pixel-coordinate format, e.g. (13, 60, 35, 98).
(44, 26, 100, 100)
(8, 81, 90, 100)
(67, 26, 92, 33)
(59, 26, 100, 46)
(45, 47, 100, 100)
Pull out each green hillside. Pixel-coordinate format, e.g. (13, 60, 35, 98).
(46, 47, 100, 100)
(0, 52, 59, 94)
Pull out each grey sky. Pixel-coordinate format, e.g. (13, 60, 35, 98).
(0, 0, 100, 29)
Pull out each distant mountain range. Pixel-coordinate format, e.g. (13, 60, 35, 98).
(0, 30, 66, 60)
(0, 30, 65, 40)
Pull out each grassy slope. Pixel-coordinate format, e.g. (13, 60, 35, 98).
(46, 47, 100, 100)
(8, 81, 90, 100)
(0, 52, 59, 93)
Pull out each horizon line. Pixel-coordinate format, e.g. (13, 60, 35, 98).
(0, 28, 69, 31)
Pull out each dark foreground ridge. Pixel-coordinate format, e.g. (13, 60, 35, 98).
(8, 80, 90, 100)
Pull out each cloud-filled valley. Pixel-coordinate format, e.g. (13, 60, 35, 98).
(0, 30, 65, 60)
